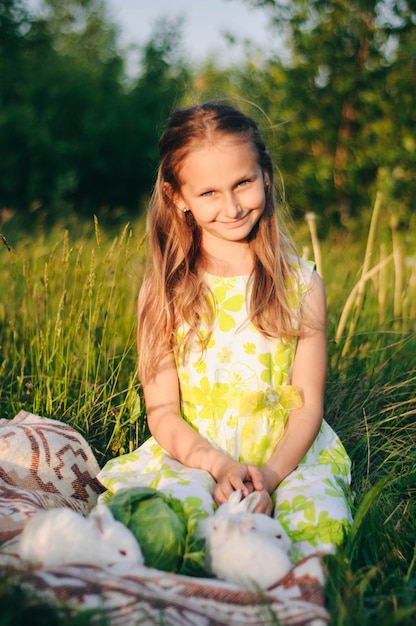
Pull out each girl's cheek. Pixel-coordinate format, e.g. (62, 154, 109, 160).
(244, 187, 266, 208)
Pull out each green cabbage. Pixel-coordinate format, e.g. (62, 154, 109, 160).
(106, 486, 208, 576)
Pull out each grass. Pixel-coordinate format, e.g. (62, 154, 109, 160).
(0, 208, 415, 625)
(0, 571, 109, 626)
(0, 219, 148, 464)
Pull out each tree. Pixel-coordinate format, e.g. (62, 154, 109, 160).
(237, 0, 416, 224)
(0, 1, 190, 221)
(121, 17, 191, 211)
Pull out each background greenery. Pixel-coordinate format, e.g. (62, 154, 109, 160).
(1, 0, 415, 624)
(1, 0, 415, 228)
(1, 206, 415, 626)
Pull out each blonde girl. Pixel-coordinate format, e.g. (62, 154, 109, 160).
(98, 101, 352, 562)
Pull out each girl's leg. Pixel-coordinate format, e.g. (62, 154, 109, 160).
(272, 421, 353, 562)
(98, 437, 217, 516)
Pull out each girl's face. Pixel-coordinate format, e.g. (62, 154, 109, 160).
(174, 136, 266, 249)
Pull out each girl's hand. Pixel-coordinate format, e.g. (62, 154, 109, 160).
(213, 461, 264, 505)
(247, 488, 274, 516)
(232, 478, 274, 516)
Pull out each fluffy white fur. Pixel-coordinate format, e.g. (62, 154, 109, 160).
(19, 503, 143, 568)
(201, 490, 292, 589)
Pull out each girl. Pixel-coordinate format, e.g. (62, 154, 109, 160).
(98, 101, 352, 562)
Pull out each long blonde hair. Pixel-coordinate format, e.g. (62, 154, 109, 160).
(138, 101, 300, 383)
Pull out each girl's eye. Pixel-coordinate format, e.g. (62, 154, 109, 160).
(201, 190, 214, 197)
(237, 179, 250, 187)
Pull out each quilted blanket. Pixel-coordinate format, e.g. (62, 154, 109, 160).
(0, 411, 330, 626)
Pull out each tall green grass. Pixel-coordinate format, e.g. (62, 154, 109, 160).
(305, 198, 416, 625)
(0, 206, 415, 625)
(0, 219, 148, 464)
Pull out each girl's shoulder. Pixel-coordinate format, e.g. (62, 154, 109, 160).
(287, 255, 316, 293)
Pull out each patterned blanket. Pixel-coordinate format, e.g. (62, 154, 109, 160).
(0, 412, 330, 626)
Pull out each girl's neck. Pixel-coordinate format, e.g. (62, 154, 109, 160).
(199, 243, 254, 277)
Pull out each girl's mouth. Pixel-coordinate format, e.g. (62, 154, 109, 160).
(220, 213, 249, 225)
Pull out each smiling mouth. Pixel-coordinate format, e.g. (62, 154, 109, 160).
(220, 214, 249, 225)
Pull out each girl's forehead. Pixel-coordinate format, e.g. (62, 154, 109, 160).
(187, 134, 251, 153)
(178, 136, 257, 169)
(175, 137, 258, 181)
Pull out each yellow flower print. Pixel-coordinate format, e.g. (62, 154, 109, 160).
(150, 443, 164, 458)
(194, 359, 207, 374)
(230, 363, 257, 389)
(176, 330, 185, 343)
(323, 478, 347, 499)
(295, 513, 347, 546)
(285, 268, 303, 310)
(258, 340, 296, 387)
(180, 376, 229, 420)
(102, 456, 130, 470)
(258, 353, 272, 386)
(239, 433, 273, 466)
(184, 496, 205, 510)
(180, 372, 190, 384)
(194, 329, 216, 351)
(216, 362, 258, 403)
(226, 413, 239, 429)
(243, 342, 256, 355)
(318, 444, 351, 477)
(212, 284, 245, 332)
(182, 401, 197, 423)
(218, 347, 232, 364)
(278, 495, 310, 516)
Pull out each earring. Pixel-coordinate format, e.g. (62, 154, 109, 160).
(182, 207, 189, 213)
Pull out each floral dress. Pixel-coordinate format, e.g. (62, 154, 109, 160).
(98, 258, 352, 562)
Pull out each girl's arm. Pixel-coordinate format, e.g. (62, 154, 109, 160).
(142, 353, 264, 499)
(138, 279, 262, 501)
(261, 269, 327, 495)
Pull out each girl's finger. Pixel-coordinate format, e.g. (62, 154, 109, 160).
(246, 465, 264, 491)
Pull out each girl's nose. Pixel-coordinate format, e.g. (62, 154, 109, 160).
(223, 193, 242, 218)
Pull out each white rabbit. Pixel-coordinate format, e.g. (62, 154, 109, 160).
(211, 489, 291, 550)
(19, 503, 144, 568)
(215, 488, 246, 514)
(205, 512, 292, 590)
(198, 490, 292, 589)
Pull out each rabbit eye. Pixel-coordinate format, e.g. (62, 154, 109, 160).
(119, 549, 127, 556)
(276, 534, 282, 539)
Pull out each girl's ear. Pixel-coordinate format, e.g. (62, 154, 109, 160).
(163, 182, 184, 212)
(263, 172, 270, 190)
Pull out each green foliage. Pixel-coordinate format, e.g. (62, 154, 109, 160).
(106, 486, 209, 577)
(0, 219, 148, 463)
(317, 199, 416, 624)
(0, 570, 108, 625)
(107, 487, 189, 574)
(1, 0, 415, 228)
(1, 215, 415, 623)
(1, 2, 415, 620)
(0, 0, 190, 221)
(227, 0, 416, 225)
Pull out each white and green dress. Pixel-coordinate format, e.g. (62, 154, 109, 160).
(98, 259, 352, 562)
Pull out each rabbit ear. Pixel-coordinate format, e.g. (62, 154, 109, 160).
(227, 490, 243, 506)
(239, 491, 261, 512)
(89, 504, 116, 535)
